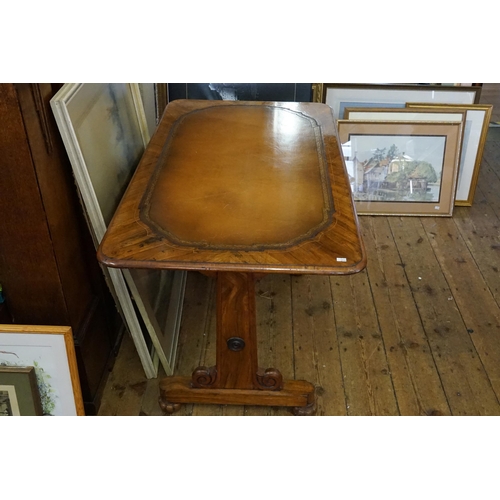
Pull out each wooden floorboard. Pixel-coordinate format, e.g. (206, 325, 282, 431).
(479, 83, 500, 122)
(293, 274, 347, 416)
(361, 216, 451, 416)
(98, 127, 500, 417)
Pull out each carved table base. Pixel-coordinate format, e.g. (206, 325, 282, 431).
(159, 377, 315, 415)
(158, 272, 316, 415)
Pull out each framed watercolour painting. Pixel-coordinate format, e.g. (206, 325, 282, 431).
(0, 366, 43, 416)
(0, 325, 84, 416)
(51, 83, 186, 379)
(406, 103, 493, 206)
(337, 120, 463, 216)
(315, 84, 482, 121)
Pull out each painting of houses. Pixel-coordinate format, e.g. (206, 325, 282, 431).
(346, 135, 445, 203)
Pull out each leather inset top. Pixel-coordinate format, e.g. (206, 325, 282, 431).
(140, 105, 334, 250)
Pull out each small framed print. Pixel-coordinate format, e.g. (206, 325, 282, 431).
(0, 366, 43, 416)
(337, 120, 463, 216)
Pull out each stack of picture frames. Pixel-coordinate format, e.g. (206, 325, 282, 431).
(314, 84, 492, 216)
(50, 84, 186, 380)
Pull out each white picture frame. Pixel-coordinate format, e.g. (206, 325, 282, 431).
(405, 103, 493, 206)
(320, 84, 481, 121)
(50, 83, 186, 378)
(138, 83, 159, 138)
(0, 325, 84, 416)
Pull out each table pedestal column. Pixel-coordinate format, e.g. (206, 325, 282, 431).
(159, 272, 316, 415)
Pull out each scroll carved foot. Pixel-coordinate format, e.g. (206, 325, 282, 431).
(159, 396, 181, 415)
(191, 366, 218, 388)
(256, 368, 283, 391)
(291, 402, 316, 416)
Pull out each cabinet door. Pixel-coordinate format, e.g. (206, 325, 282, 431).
(0, 83, 123, 414)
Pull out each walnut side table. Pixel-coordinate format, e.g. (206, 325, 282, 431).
(98, 99, 366, 415)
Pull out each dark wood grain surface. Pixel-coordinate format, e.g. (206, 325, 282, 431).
(0, 84, 123, 414)
(98, 99, 366, 275)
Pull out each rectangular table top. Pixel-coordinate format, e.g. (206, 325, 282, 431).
(98, 99, 366, 275)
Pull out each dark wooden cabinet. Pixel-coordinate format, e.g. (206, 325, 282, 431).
(0, 83, 123, 415)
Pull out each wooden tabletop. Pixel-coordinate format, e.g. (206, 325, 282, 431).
(98, 99, 366, 275)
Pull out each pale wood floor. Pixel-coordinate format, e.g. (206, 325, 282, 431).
(98, 125, 500, 417)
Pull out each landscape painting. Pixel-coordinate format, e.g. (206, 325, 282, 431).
(345, 134, 446, 203)
(337, 120, 462, 216)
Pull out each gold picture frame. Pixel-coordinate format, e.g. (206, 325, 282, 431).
(405, 103, 493, 206)
(0, 325, 84, 416)
(337, 120, 463, 216)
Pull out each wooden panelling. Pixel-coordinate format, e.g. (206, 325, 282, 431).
(0, 84, 68, 324)
(0, 83, 122, 415)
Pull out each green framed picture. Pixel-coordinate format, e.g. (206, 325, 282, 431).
(0, 366, 43, 416)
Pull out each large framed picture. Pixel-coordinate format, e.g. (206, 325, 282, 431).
(0, 366, 43, 416)
(337, 120, 463, 216)
(0, 325, 84, 416)
(315, 84, 482, 121)
(50, 83, 186, 379)
(406, 103, 493, 206)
